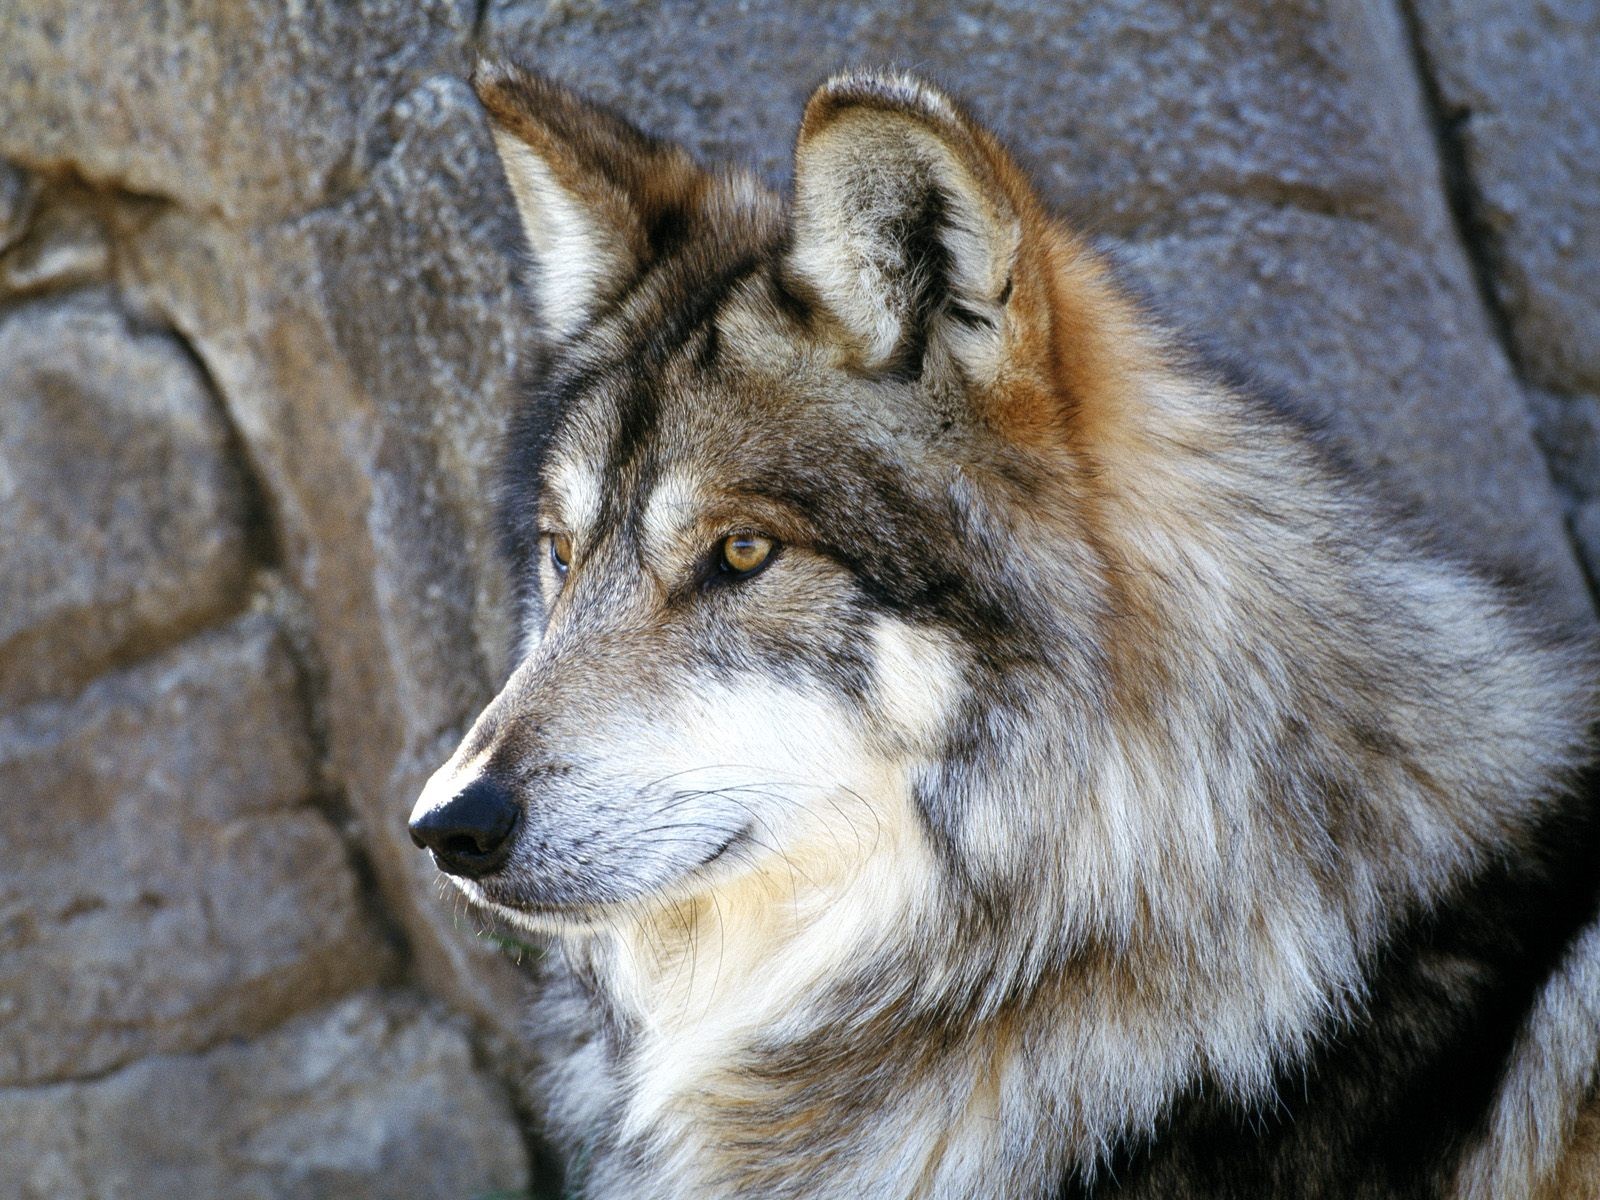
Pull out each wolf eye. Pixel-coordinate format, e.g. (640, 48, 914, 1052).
(547, 532, 572, 577)
(720, 534, 775, 577)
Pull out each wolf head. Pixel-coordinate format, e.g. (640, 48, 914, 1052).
(410, 64, 1138, 933)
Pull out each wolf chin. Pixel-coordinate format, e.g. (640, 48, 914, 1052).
(408, 59, 1600, 1199)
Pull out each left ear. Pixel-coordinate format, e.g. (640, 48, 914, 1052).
(785, 73, 1023, 382)
(473, 59, 709, 342)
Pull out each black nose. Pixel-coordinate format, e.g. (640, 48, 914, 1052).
(408, 777, 520, 879)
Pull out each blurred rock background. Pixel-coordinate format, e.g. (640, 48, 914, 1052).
(0, 1, 1594, 1196)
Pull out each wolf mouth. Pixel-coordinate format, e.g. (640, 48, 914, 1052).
(468, 824, 753, 919)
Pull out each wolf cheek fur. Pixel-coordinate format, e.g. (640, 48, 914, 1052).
(406, 59, 1600, 1199)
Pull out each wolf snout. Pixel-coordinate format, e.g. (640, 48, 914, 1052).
(408, 776, 521, 879)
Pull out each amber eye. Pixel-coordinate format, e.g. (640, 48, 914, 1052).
(547, 532, 572, 577)
(720, 533, 775, 577)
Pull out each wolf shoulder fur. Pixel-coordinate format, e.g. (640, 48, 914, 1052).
(407, 60, 1600, 1199)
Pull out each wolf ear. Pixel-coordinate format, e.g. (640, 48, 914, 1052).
(786, 74, 1024, 381)
(473, 60, 706, 341)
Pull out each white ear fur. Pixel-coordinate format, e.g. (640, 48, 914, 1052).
(788, 90, 1020, 381)
(490, 130, 636, 342)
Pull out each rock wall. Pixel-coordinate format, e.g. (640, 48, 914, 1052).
(0, 2, 1593, 1197)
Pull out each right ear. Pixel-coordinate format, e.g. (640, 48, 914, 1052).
(472, 59, 707, 341)
(785, 73, 1026, 383)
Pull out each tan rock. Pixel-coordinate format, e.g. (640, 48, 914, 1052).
(0, 0, 475, 224)
(115, 75, 535, 1042)
(0, 296, 251, 710)
(0, 201, 111, 294)
(0, 614, 385, 1086)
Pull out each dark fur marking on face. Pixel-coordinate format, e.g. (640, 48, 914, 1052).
(521, 248, 773, 548)
(500, 354, 613, 594)
(695, 597, 877, 705)
(735, 442, 1032, 653)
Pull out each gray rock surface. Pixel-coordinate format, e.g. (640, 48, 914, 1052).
(1406, 0, 1600, 617)
(1407, 0, 1600, 395)
(0, 296, 251, 710)
(492, 0, 1401, 225)
(1536, 384, 1600, 593)
(1574, 500, 1600, 590)
(1529, 388, 1600, 502)
(0, 990, 530, 1200)
(0, 614, 383, 1086)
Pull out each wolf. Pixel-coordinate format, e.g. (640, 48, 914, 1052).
(408, 59, 1600, 1199)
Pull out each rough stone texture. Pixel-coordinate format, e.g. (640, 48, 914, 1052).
(488, 0, 1592, 619)
(0, 2, 1593, 1195)
(0, 295, 251, 710)
(0, 614, 384, 1086)
(0, 1, 477, 224)
(113, 71, 534, 1039)
(492, 0, 1399, 221)
(1408, 0, 1593, 611)
(1407, 0, 1600, 395)
(0, 159, 38, 252)
(0, 990, 530, 1200)
(0, 199, 111, 293)
(1530, 388, 1600, 503)
(1405, 0, 1600, 607)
